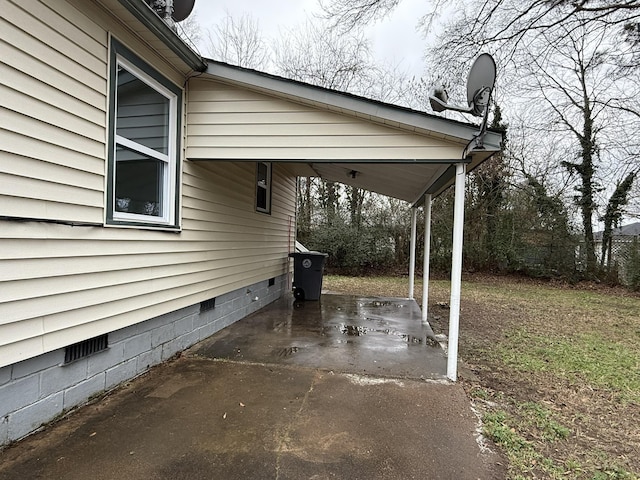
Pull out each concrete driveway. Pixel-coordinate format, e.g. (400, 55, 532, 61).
(0, 294, 504, 479)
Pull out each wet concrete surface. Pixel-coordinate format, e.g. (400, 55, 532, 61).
(0, 294, 505, 479)
(192, 294, 447, 380)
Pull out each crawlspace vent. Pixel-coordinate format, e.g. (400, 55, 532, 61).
(64, 334, 108, 364)
(200, 297, 216, 312)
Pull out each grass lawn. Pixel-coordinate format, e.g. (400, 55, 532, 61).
(324, 274, 640, 480)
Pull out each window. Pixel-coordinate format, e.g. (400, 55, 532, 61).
(107, 39, 182, 228)
(256, 162, 272, 214)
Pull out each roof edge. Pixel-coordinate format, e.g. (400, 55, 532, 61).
(118, 0, 207, 72)
(204, 60, 502, 150)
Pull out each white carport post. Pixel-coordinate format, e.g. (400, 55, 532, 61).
(408, 207, 417, 299)
(447, 163, 466, 381)
(421, 194, 432, 322)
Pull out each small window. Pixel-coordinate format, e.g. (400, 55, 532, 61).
(107, 39, 182, 228)
(256, 162, 272, 214)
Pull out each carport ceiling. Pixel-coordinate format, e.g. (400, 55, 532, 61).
(303, 163, 452, 204)
(287, 149, 497, 205)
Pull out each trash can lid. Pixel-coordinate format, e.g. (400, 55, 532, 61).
(289, 251, 328, 257)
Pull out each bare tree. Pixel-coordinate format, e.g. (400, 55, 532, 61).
(273, 20, 374, 91)
(319, 0, 402, 32)
(174, 9, 202, 49)
(204, 12, 270, 69)
(600, 172, 636, 268)
(321, 0, 640, 51)
(517, 20, 639, 275)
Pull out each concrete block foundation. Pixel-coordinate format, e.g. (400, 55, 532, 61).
(0, 275, 287, 446)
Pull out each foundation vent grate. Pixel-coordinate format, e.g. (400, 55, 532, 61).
(200, 297, 216, 312)
(64, 334, 108, 364)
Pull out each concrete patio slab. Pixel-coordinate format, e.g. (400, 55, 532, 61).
(191, 294, 447, 380)
(0, 294, 504, 479)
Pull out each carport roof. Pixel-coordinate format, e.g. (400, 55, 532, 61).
(200, 60, 503, 205)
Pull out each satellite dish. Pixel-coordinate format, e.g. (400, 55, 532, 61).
(429, 53, 496, 118)
(428, 53, 497, 150)
(466, 53, 496, 116)
(172, 0, 195, 22)
(430, 85, 448, 113)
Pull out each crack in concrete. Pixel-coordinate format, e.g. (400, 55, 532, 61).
(274, 370, 321, 479)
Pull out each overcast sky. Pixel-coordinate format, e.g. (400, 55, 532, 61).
(192, 0, 428, 76)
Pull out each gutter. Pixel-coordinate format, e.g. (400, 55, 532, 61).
(117, 0, 207, 72)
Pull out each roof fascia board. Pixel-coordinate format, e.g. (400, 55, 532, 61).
(411, 165, 456, 206)
(206, 62, 503, 148)
(117, 0, 207, 72)
(411, 148, 499, 206)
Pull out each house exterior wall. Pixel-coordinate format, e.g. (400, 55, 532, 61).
(1, 0, 197, 223)
(1, 0, 296, 368)
(1, 159, 296, 368)
(186, 78, 464, 161)
(1, 0, 109, 223)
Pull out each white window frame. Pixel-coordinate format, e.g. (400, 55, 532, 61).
(107, 39, 181, 228)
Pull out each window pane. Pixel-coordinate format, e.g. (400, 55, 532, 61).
(257, 186, 267, 210)
(257, 162, 268, 185)
(256, 162, 270, 213)
(115, 145, 164, 217)
(116, 66, 169, 155)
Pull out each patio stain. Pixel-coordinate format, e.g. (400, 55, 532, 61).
(335, 322, 437, 346)
(339, 323, 369, 336)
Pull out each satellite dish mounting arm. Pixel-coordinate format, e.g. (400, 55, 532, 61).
(429, 94, 474, 115)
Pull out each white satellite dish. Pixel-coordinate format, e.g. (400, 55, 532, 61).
(172, 0, 195, 22)
(429, 53, 496, 149)
(466, 53, 496, 116)
(429, 53, 496, 118)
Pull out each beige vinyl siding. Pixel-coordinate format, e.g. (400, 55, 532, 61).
(0, 0, 187, 224)
(1, 0, 108, 223)
(1, 162, 296, 367)
(186, 78, 464, 161)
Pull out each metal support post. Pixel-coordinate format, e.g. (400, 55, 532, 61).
(421, 194, 432, 323)
(447, 163, 466, 381)
(408, 207, 417, 299)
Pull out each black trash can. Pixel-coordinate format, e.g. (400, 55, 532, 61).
(289, 252, 328, 301)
